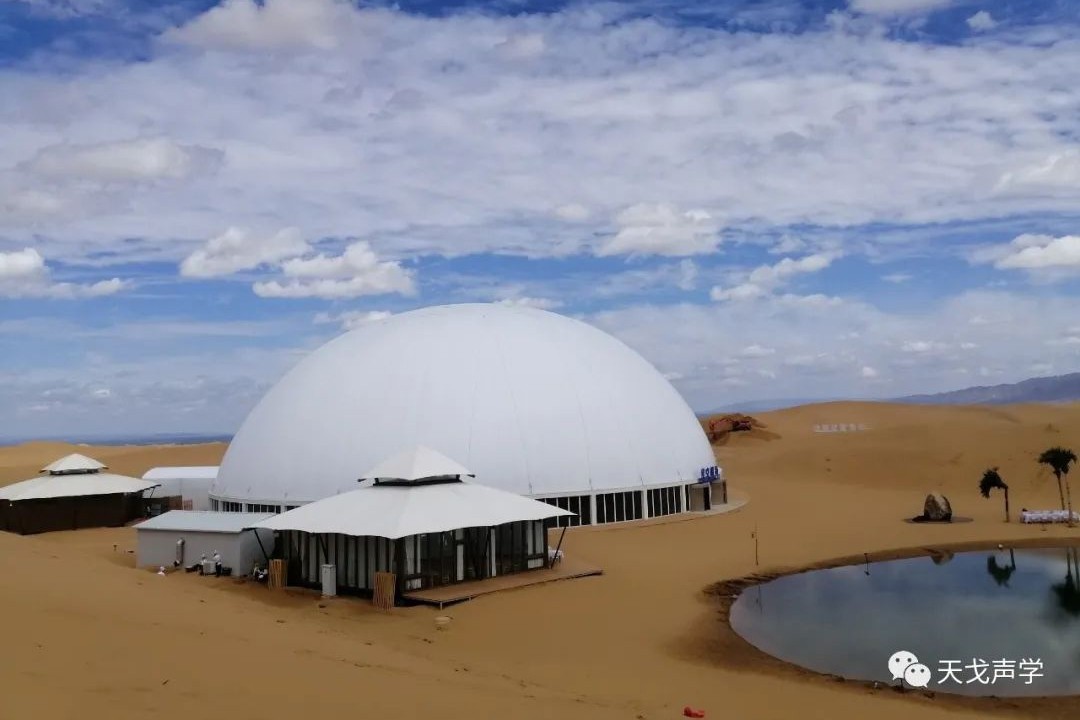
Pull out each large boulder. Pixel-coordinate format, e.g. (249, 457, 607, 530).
(921, 493, 953, 522)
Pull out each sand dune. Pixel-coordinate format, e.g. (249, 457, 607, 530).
(2, 402, 1079, 719)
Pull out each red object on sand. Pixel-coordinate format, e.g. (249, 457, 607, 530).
(682, 707, 705, 718)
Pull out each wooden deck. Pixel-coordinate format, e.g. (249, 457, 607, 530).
(402, 557, 602, 608)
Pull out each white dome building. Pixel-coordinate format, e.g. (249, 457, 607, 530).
(211, 303, 722, 526)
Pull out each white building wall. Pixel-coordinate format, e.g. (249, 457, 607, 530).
(147, 478, 213, 511)
(136, 528, 273, 575)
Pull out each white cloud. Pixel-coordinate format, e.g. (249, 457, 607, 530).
(495, 33, 546, 60)
(24, 138, 223, 183)
(314, 310, 393, 331)
(180, 227, 310, 278)
(769, 235, 807, 255)
(597, 204, 719, 257)
(163, 0, 356, 51)
(253, 241, 415, 299)
(848, 0, 954, 15)
(554, 204, 591, 222)
(2, 6, 1080, 264)
(495, 296, 563, 310)
(996, 150, 1080, 193)
(0, 248, 129, 300)
(882, 273, 911, 283)
(710, 282, 767, 303)
(711, 252, 839, 303)
(741, 344, 776, 358)
(990, 234, 1080, 272)
(676, 259, 698, 291)
(586, 290, 1080, 410)
(749, 253, 836, 285)
(900, 340, 947, 353)
(966, 11, 996, 31)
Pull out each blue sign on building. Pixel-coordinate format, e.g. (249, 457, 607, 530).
(698, 465, 719, 484)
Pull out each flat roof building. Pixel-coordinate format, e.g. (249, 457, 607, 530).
(134, 510, 274, 575)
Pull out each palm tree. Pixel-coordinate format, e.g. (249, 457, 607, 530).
(979, 467, 1010, 521)
(1038, 447, 1077, 524)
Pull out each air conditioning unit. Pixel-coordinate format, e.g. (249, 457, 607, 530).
(320, 564, 337, 597)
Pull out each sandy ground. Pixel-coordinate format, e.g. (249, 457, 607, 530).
(2, 401, 1079, 720)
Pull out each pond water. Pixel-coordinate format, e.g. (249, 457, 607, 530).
(729, 546, 1080, 697)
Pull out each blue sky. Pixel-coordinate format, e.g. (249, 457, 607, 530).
(2, 0, 1080, 438)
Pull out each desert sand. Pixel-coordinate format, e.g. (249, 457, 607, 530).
(2, 401, 1079, 720)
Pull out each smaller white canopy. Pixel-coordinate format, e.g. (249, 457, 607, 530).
(361, 445, 475, 482)
(41, 453, 106, 475)
(250, 480, 573, 540)
(0, 472, 159, 502)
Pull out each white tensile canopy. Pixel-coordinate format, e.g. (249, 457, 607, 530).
(2, 454, 159, 502)
(41, 453, 106, 475)
(360, 445, 475, 482)
(249, 481, 573, 540)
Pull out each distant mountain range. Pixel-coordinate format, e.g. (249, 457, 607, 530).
(893, 372, 1080, 406)
(700, 371, 1080, 415)
(0, 432, 233, 448)
(698, 397, 846, 415)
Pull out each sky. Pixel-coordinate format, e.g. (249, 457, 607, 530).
(2, 0, 1080, 438)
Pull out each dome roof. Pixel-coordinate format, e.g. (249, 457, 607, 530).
(212, 303, 714, 504)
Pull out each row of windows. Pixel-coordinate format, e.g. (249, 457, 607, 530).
(211, 486, 701, 523)
(595, 490, 643, 524)
(647, 486, 683, 518)
(539, 495, 591, 527)
(538, 486, 691, 526)
(210, 499, 286, 514)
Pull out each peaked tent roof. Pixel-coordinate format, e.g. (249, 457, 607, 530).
(249, 480, 573, 540)
(360, 445, 475, 482)
(41, 453, 107, 474)
(0, 472, 159, 502)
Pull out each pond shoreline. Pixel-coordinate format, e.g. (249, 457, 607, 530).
(703, 537, 1080, 719)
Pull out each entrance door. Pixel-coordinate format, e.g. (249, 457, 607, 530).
(420, 532, 457, 588)
(462, 527, 490, 581)
(495, 522, 527, 576)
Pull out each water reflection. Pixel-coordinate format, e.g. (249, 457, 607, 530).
(986, 550, 1015, 587)
(729, 546, 1080, 697)
(1051, 548, 1080, 622)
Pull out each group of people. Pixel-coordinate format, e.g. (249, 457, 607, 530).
(184, 551, 223, 575)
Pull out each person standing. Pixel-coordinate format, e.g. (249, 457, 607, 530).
(213, 550, 222, 576)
